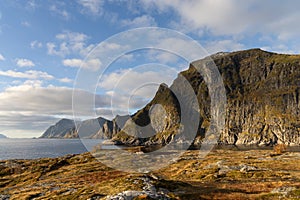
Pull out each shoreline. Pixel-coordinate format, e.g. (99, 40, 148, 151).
(0, 148, 299, 199)
(1, 143, 300, 162)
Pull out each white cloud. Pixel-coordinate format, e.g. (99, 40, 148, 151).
(77, 0, 104, 16)
(30, 40, 43, 48)
(50, 4, 70, 20)
(146, 49, 180, 64)
(26, 0, 38, 10)
(56, 31, 88, 42)
(0, 53, 5, 61)
(59, 77, 73, 83)
(62, 58, 102, 71)
(205, 40, 245, 54)
(121, 15, 157, 28)
(140, 0, 300, 42)
(16, 58, 35, 67)
(62, 58, 83, 67)
(21, 21, 31, 27)
(0, 82, 96, 117)
(0, 79, 149, 137)
(0, 70, 54, 80)
(99, 67, 177, 99)
(47, 31, 89, 57)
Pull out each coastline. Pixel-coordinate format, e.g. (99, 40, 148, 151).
(0, 148, 299, 199)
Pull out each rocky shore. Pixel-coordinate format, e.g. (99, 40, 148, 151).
(0, 147, 299, 199)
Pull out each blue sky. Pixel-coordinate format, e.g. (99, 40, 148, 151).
(0, 0, 300, 138)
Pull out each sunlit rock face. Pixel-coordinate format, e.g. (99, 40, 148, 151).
(113, 49, 300, 146)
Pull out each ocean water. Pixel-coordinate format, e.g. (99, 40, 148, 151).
(0, 139, 108, 160)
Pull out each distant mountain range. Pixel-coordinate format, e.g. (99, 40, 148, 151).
(40, 115, 129, 139)
(0, 134, 8, 139)
(40, 49, 300, 146)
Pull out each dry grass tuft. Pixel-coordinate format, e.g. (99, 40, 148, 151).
(273, 144, 287, 155)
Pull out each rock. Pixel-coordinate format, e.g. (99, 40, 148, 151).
(271, 186, 296, 196)
(41, 49, 300, 146)
(113, 49, 300, 146)
(239, 164, 257, 173)
(102, 140, 117, 145)
(106, 175, 171, 200)
(40, 118, 76, 138)
(0, 194, 10, 200)
(87, 194, 105, 200)
(40, 116, 124, 139)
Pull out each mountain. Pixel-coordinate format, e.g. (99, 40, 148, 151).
(40, 116, 126, 139)
(41, 49, 300, 146)
(112, 49, 300, 146)
(0, 134, 8, 139)
(40, 118, 77, 138)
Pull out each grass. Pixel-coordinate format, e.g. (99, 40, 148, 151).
(273, 144, 287, 155)
(0, 149, 299, 199)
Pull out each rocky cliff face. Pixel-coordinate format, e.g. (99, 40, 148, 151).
(215, 49, 300, 145)
(113, 49, 300, 146)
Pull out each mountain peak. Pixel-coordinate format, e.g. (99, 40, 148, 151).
(0, 134, 8, 139)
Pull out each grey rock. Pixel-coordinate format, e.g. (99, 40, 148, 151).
(239, 164, 257, 172)
(0, 194, 10, 200)
(271, 186, 296, 196)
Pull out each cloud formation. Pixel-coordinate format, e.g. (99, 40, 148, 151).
(99, 66, 177, 100)
(30, 40, 43, 49)
(121, 15, 157, 28)
(0, 79, 149, 137)
(0, 53, 5, 61)
(46, 31, 90, 57)
(62, 58, 102, 71)
(77, 0, 104, 16)
(49, 4, 70, 20)
(16, 58, 35, 67)
(137, 0, 300, 54)
(0, 70, 54, 80)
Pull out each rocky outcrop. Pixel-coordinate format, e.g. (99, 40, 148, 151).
(216, 49, 300, 146)
(113, 49, 300, 146)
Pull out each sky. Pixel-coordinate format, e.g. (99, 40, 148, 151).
(0, 0, 300, 138)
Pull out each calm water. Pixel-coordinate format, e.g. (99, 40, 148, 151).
(0, 139, 108, 160)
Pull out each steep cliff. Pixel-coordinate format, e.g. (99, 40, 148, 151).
(113, 49, 300, 146)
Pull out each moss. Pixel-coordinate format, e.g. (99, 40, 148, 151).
(257, 193, 282, 200)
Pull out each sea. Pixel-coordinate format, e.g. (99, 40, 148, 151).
(0, 138, 113, 160)
(1, 139, 299, 161)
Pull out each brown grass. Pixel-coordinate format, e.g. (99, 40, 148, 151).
(273, 144, 287, 155)
(0, 149, 299, 199)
